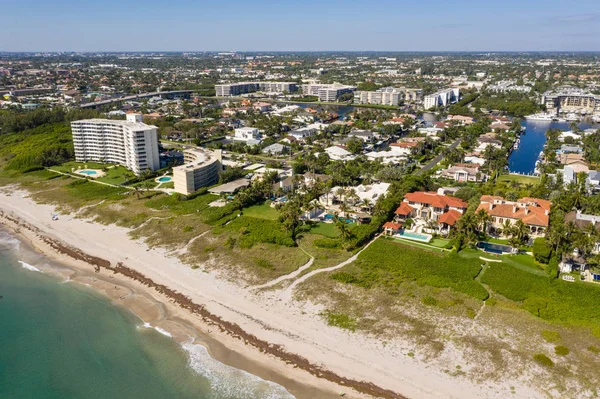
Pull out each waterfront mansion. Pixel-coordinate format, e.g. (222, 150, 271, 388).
(476, 196, 550, 237)
(394, 191, 468, 236)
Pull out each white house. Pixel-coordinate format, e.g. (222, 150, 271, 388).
(233, 127, 262, 145)
(324, 146, 355, 161)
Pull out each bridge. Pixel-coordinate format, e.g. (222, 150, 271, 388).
(79, 90, 194, 108)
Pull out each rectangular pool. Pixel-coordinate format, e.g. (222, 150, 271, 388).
(397, 231, 432, 243)
(477, 242, 513, 254)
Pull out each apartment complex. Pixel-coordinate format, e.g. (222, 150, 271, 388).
(173, 148, 223, 195)
(423, 88, 460, 109)
(71, 114, 160, 175)
(215, 81, 298, 96)
(542, 87, 600, 115)
(354, 88, 402, 106)
(354, 87, 423, 106)
(302, 83, 356, 102)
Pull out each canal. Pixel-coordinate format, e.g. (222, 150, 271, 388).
(508, 120, 599, 174)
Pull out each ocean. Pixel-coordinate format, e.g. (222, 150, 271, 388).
(0, 229, 295, 399)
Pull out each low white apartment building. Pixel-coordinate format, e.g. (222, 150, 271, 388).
(303, 83, 356, 102)
(215, 82, 297, 96)
(173, 148, 222, 195)
(423, 88, 460, 109)
(71, 113, 160, 175)
(354, 88, 402, 106)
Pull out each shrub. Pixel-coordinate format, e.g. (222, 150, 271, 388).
(421, 296, 438, 306)
(541, 330, 561, 343)
(323, 311, 357, 332)
(533, 237, 552, 264)
(223, 216, 295, 248)
(588, 346, 600, 354)
(533, 353, 554, 367)
(253, 258, 275, 270)
(330, 272, 359, 284)
(554, 345, 570, 356)
(482, 263, 600, 331)
(182, 226, 193, 233)
(314, 237, 340, 248)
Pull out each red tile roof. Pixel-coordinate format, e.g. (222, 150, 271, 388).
(438, 209, 462, 226)
(394, 202, 414, 215)
(477, 196, 550, 227)
(403, 192, 468, 209)
(383, 222, 403, 230)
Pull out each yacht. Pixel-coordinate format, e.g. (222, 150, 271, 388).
(565, 113, 580, 122)
(525, 113, 554, 121)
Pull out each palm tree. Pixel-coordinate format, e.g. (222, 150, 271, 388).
(361, 198, 372, 213)
(513, 219, 529, 244)
(502, 220, 513, 238)
(475, 209, 492, 234)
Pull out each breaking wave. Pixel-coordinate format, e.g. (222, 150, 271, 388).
(18, 260, 41, 273)
(182, 342, 295, 399)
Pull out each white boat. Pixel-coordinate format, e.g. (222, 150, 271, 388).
(593, 115, 600, 123)
(525, 113, 554, 121)
(565, 113, 579, 122)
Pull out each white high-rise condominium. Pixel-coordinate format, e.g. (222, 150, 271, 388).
(71, 114, 160, 175)
(423, 88, 460, 110)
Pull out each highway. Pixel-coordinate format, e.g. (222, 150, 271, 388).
(79, 90, 193, 108)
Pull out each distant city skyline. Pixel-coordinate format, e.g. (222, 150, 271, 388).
(2, 0, 600, 52)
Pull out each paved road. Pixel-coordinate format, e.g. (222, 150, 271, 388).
(416, 138, 461, 175)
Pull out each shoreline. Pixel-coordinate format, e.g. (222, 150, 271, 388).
(0, 187, 535, 399)
(0, 203, 391, 399)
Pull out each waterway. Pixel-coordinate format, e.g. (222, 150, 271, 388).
(508, 120, 599, 174)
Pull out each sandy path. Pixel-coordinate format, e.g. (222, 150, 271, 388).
(279, 235, 380, 302)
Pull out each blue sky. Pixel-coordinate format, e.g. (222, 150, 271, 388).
(2, 0, 600, 51)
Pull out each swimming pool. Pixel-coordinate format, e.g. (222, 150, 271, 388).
(323, 214, 354, 224)
(477, 242, 514, 254)
(398, 230, 432, 243)
(78, 169, 97, 176)
(158, 176, 172, 183)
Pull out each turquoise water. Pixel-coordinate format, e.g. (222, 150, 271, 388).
(78, 169, 97, 176)
(158, 176, 172, 182)
(0, 230, 294, 399)
(398, 231, 431, 242)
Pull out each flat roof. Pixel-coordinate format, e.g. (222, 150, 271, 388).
(208, 178, 251, 194)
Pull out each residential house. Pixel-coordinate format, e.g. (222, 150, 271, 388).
(324, 145, 355, 161)
(232, 127, 261, 145)
(262, 143, 289, 155)
(565, 211, 600, 253)
(438, 163, 486, 182)
(476, 196, 550, 237)
(446, 115, 474, 125)
(394, 192, 468, 235)
(348, 129, 376, 143)
(586, 171, 600, 193)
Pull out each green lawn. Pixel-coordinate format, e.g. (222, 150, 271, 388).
(331, 238, 489, 300)
(309, 222, 339, 238)
(242, 204, 280, 220)
(52, 161, 136, 185)
(430, 238, 451, 248)
(497, 174, 540, 186)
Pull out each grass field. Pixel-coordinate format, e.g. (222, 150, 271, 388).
(241, 203, 280, 220)
(330, 238, 489, 300)
(497, 174, 540, 186)
(51, 161, 136, 185)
